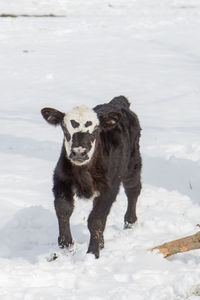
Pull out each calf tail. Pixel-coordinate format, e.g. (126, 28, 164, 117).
(109, 96, 130, 109)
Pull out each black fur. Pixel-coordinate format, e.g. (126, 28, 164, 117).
(42, 96, 142, 258)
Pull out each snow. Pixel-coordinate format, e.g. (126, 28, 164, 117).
(0, 0, 200, 299)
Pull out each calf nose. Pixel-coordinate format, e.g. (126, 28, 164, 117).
(71, 147, 87, 157)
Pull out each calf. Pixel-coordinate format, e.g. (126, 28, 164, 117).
(41, 96, 142, 258)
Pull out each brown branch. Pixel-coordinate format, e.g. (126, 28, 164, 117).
(148, 231, 200, 258)
(0, 14, 66, 18)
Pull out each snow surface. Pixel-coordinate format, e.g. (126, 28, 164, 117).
(0, 0, 200, 299)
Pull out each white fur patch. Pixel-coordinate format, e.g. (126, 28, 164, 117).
(63, 105, 99, 134)
(64, 137, 72, 159)
(63, 106, 99, 165)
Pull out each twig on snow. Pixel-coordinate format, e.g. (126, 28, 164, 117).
(148, 231, 200, 258)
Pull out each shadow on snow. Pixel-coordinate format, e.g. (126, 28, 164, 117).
(0, 134, 200, 203)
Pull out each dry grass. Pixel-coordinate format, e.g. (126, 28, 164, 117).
(0, 14, 66, 18)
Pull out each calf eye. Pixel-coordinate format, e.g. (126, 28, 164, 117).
(85, 121, 92, 127)
(106, 119, 116, 125)
(70, 120, 80, 128)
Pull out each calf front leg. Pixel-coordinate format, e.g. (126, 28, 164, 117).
(87, 188, 119, 258)
(87, 214, 105, 258)
(53, 182, 74, 248)
(55, 196, 74, 248)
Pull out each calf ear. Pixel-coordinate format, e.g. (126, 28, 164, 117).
(99, 112, 122, 129)
(41, 107, 65, 126)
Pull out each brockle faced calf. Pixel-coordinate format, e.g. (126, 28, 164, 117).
(41, 96, 142, 258)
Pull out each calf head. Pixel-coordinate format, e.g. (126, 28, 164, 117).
(41, 105, 121, 166)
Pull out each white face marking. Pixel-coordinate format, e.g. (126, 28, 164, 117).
(63, 105, 99, 165)
(64, 136, 72, 159)
(64, 105, 99, 134)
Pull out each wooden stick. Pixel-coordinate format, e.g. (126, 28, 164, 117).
(0, 14, 66, 18)
(148, 231, 200, 258)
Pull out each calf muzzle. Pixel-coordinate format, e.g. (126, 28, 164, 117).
(70, 147, 88, 163)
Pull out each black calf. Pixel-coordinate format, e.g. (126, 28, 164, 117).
(41, 96, 142, 258)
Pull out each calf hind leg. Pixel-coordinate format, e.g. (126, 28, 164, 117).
(123, 180, 141, 229)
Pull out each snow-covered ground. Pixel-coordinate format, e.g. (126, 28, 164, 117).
(0, 0, 200, 299)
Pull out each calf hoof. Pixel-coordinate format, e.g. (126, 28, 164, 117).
(87, 248, 100, 259)
(124, 221, 134, 229)
(124, 215, 137, 229)
(87, 241, 100, 258)
(58, 236, 73, 248)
